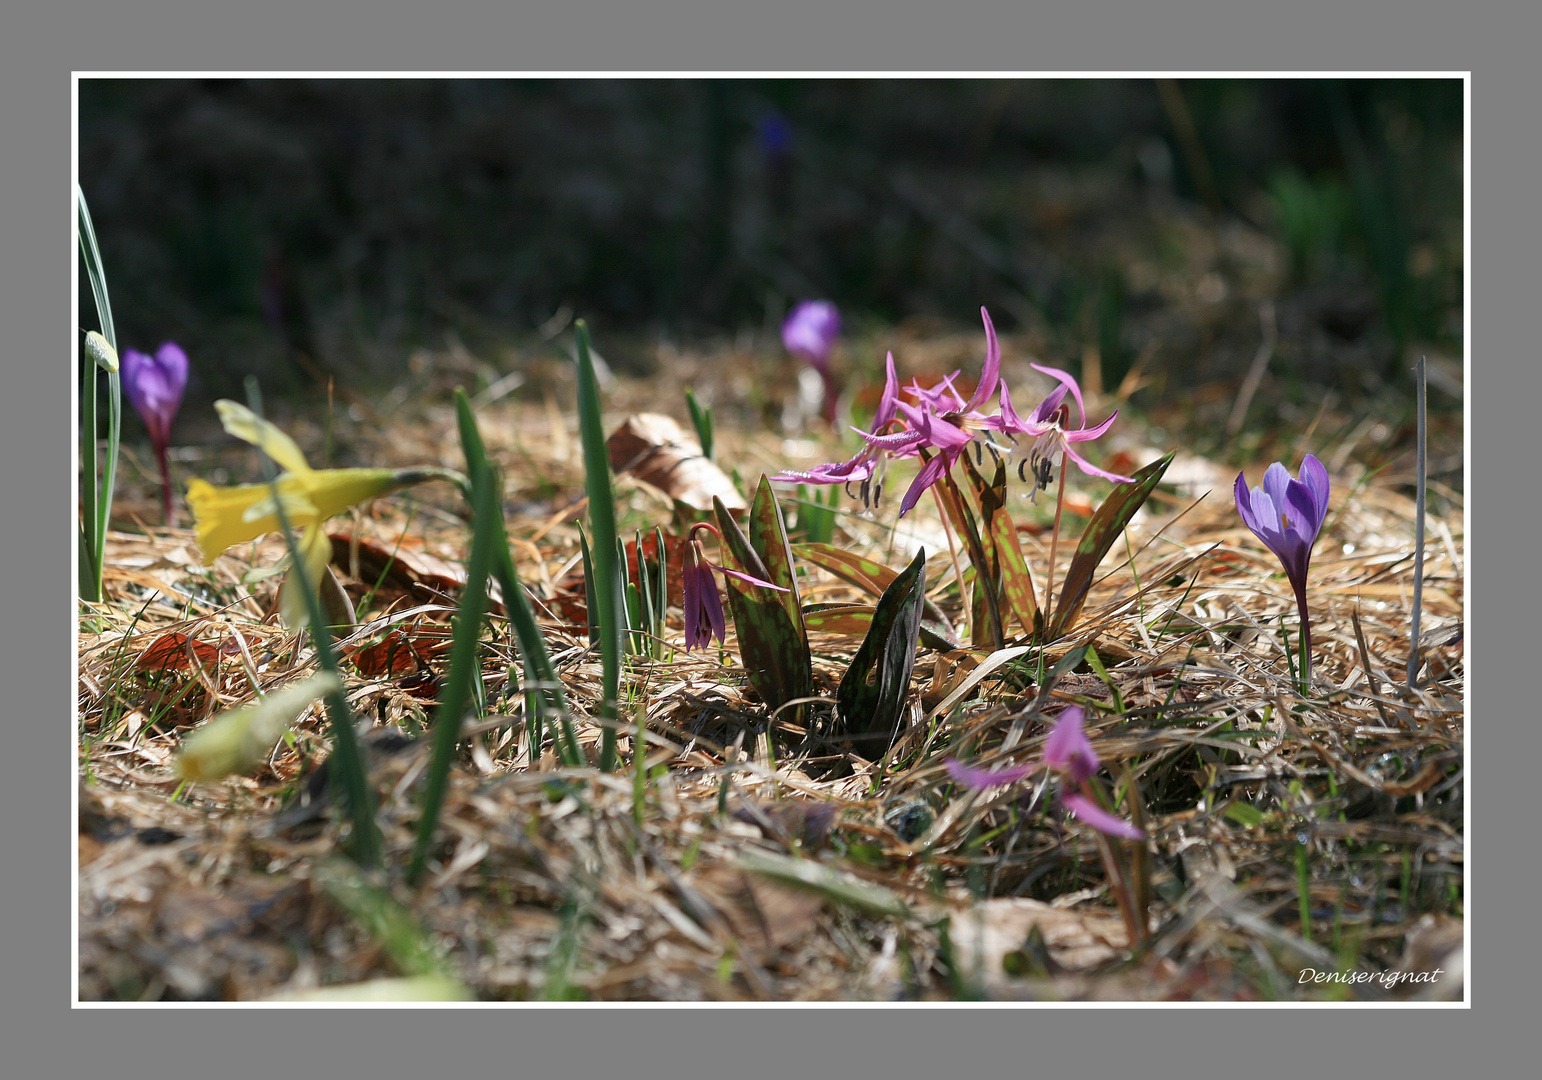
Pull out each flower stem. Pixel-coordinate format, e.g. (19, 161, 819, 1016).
(931, 485, 971, 643)
(157, 441, 175, 528)
(1294, 583, 1313, 693)
(1042, 462, 1067, 618)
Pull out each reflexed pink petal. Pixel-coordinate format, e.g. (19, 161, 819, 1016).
(1060, 443, 1135, 485)
(716, 566, 790, 592)
(874, 352, 901, 429)
(898, 452, 953, 517)
(945, 757, 1034, 790)
(1060, 792, 1145, 839)
(1029, 362, 1088, 428)
(963, 306, 1001, 412)
(1062, 408, 1120, 443)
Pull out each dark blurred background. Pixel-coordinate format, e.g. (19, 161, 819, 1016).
(79, 78, 1462, 429)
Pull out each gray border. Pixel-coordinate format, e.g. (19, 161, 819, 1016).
(8, 0, 1530, 1076)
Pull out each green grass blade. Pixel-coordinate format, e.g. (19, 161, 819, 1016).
(77, 187, 120, 602)
(409, 452, 499, 883)
(451, 388, 577, 767)
(575, 320, 622, 771)
(244, 379, 379, 866)
(577, 525, 600, 648)
(684, 387, 713, 461)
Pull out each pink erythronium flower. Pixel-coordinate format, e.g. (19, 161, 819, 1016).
(944, 704, 1144, 840)
(990, 362, 1134, 498)
(680, 523, 789, 651)
(1234, 454, 1330, 685)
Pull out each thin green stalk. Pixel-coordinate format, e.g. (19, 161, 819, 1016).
(408, 456, 499, 884)
(685, 387, 714, 461)
(244, 379, 379, 867)
(1408, 355, 1427, 688)
(78, 186, 121, 603)
(574, 320, 622, 772)
(1297, 839, 1314, 943)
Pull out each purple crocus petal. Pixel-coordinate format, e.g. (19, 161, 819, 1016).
(1060, 442, 1136, 485)
(782, 301, 841, 372)
(121, 341, 189, 449)
(898, 452, 953, 517)
(963, 307, 1001, 412)
(1234, 472, 1263, 535)
(1029, 362, 1088, 428)
(1297, 454, 1331, 532)
(1260, 462, 1294, 518)
(716, 565, 791, 592)
(1062, 408, 1120, 444)
(945, 757, 1034, 791)
(1060, 791, 1145, 839)
(682, 539, 725, 650)
(1043, 705, 1099, 785)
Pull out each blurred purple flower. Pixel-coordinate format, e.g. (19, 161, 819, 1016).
(941, 705, 1144, 840)
(782, 301, 841, 374)
(945, 757, 1034, 790)
(680, 525, 789, 651)
(121, 341, 188, 451)
(1235, 454, 1330, 685)
(121, 341, 189, 526)
(1060, 791, 1145, 840)
(1042, 705, 1099, 785)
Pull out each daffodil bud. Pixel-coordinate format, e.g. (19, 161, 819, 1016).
(85, 330, 118, 373)
(175, 672, 342, 782)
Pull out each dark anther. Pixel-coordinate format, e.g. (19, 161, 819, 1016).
(1018, 459, 1030, 483)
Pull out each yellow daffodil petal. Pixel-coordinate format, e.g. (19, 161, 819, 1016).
(187, 476, 314, 564)
(175, 672, 342, 782)
(278, 523, 337, 629)
(215, 399, 314, 476)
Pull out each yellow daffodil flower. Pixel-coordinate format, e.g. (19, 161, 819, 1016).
(187, 400, 455, 628)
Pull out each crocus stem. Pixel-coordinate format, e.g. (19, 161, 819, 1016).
(1294, 583, 1313, 692)
(156, 441, 175, 528)
(1043, 462, 1067, 617)
(931, 485, 971, 643)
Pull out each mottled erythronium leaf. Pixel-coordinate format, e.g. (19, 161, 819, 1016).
(748, 475, 807, 640)
(794, 542, 959, 646)
(1048, 452, 1174, 641)
(837, 548, 927, 748)
(802, 603, 959, 652)
(932, 459, 1004, 650)
(713, 496, 814, 717)
(960, 455, 1039, 640)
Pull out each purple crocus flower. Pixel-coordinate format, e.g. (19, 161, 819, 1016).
(783, 301, 843, 425)
(782, 301, 841, 373)
(121, 341, 189, 526)
(1235, 454, 1331, 686)
(945, 705, 1144, 840)
(680, 524, 790, 651)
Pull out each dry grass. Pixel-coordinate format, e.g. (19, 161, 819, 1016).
(78, 340, 1464, 1002)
